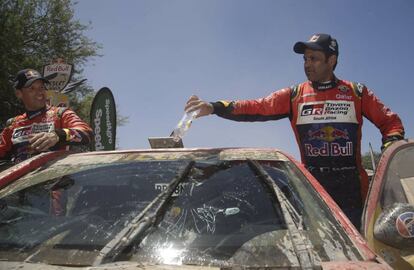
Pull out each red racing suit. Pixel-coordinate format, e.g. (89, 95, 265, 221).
(0, 105, 93, 163)
(211, 78, 404, 225)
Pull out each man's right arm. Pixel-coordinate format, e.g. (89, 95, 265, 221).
(186, 88, 292, 122)
(28, 109, 93, 153)
(55, 109, 93, 146)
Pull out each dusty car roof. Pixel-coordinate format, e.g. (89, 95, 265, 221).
(74, 147, 290, 161)
(0, 148, 289, 189)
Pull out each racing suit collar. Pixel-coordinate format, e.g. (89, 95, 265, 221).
(311, 76, 338, 91)
(26, 106, 47, 120)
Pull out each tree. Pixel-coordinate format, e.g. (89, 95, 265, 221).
(0, 0, 100, 129)
(361, 150, 381, 171)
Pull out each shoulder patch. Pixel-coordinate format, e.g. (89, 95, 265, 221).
(56, 107, 68, 118)
(338, 85, 350, 93)
(290, 84, 302, 101)
(351, 82, 365, 98)
(5, 117, 16, 127)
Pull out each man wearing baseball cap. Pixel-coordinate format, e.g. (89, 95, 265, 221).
(183, 33, 405, 229)
(0, 68, 93, 163)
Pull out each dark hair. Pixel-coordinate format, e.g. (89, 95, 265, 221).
(324, 52, 338, 71)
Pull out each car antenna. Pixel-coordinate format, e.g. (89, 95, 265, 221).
(369, 142, 376, 172)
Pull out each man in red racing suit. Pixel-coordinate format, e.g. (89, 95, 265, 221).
(0, 105, 93, 163)
(184, 34, 405, 229)
(1, 68, 93, 216)
(0, 69, 92, 164)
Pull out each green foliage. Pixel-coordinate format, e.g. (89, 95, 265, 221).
(68, 89, 95, 124)
(361, 150, 381, 170)
(69, 87, 129, 127)
(0, 0, 100, 128)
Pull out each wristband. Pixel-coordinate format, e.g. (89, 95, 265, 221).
(54, 129, 70, 143)
(63, 128, 70, 142)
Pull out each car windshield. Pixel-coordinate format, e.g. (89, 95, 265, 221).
(0, 150, 362, 267)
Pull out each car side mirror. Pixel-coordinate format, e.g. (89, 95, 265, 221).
(374, 203, 414, 249)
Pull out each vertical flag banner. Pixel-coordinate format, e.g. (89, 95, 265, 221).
(90, 87, 117, 151)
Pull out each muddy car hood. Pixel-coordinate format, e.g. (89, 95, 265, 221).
(0, 261, 392, 270)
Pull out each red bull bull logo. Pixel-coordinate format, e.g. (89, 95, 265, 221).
(25, 69, 40, 79)
(308, 126, 349, 142)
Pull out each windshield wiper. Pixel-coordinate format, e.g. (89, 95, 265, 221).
(247, 159, 319, 270)
(93, 160, 195, 266)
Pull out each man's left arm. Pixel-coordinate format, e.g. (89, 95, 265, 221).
(361, 86, 405, 149)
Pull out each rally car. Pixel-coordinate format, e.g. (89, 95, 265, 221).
(362, 139, 414, 269)
(0, 147, 390, 269)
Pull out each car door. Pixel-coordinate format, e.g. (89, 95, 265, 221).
(361, 139, 414, 269)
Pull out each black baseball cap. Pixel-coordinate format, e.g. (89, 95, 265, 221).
(13, 69, 50, 89)
(294, 33, 338, 55)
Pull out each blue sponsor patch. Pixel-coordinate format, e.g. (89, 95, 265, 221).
(396, 211, 414, 238)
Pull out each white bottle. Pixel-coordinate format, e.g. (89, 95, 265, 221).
(171, 109, 200, 142)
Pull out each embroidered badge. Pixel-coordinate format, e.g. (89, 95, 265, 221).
(396, 211, 414, 238)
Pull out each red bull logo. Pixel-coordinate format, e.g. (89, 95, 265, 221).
(308, 126, 349, 142)
(25, 69, 40, 79)
(304, 142, 353, 157)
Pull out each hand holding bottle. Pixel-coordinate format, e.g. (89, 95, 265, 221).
(184, 95, 214, 118)
(171, 109, 200, 142)
(171, 95, 213, 142)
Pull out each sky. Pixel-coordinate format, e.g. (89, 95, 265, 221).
(74, 0, 413, 160)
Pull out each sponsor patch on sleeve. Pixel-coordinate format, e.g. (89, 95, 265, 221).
(69, 129, 83, 143)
